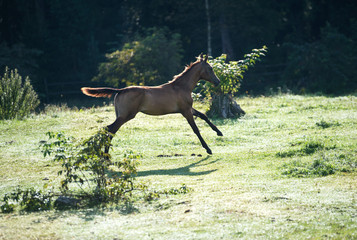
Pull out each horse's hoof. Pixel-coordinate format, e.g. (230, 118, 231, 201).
(217, 131, 223, 136)
(206, 149, 212, 155)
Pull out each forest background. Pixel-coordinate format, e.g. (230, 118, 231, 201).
(1, 0, 356, 101)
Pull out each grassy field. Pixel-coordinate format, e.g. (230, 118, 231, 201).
(0, 94, 356, 239)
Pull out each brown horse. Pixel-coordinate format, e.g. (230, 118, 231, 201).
(81, 54, 222, 154)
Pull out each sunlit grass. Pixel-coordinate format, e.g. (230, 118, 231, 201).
(0, 94, 356, 239)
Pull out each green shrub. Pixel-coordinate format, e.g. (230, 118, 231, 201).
(1, 187, 53, 212)
(1, 129, 192, 213)
(40, 129, 192, 205)
(93, 28, 183, 87)
(208, 47, 267, 96)
(281, 151, 356, 178)
(195, 47, 267, 118)
(301, 141, 325, 155)
(0, 67, 39, 120)
(40, 129, 140, 201)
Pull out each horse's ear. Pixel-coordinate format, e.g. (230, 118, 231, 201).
(198, 53, 203, 61)
(204, 54, 208, 62)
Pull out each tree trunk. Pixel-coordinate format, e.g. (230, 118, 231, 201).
(207, 93, 245, 118)
(219, 14, 235, 60)
(205, 0, 212, 56)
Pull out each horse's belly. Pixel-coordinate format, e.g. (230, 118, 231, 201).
(139, 99, 179, 115)
(140, 104, 179, 115)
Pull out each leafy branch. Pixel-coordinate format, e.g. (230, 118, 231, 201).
(208, 46, 267, 95)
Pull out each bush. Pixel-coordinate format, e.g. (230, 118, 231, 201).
(93, 28, 183, 87)
(1, 129, 192, 213)
(196, 47, 267, 118)
(0, 67, 39, 120)
(208, 48, 267, 96)
(1, 187, 53, 212)
(40, 129, 140, 201)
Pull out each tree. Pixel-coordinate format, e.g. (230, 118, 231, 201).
(1, 0, 357, 97)
(93, 28, 183, 87)
(283, 24, 357, 94)
(205, 0, 212, 56)
(0, 43, 42, 85)
(204, 47, 267, 118)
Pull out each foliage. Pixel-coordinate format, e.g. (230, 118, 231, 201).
(276, 139, 336, 158)
(2, 1, 357, 96)
(160, 184, 192, 195)
(279, 137, 356, 178)
(93, 28, 183, 87)
(283, 24, 357, 94)
(315, 120, 341, 129)
(0, 43, 42, 82)
(197, 47, 266, 118)
(281, 159, 336, 178)
(281, 152, 357, 178)
(1, 129, 192, 213)
(0, 67, 40, 120)
(1, 187, 53, 213)
(144, 184, 193, 202)
(207, 46, 267, 95)
(40, 129, 140, 202)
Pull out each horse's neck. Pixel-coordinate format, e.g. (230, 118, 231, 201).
(172, 66, 201, 92)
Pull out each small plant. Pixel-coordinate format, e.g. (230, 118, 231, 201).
(316, 120, 341, 129)
(144, 184, 193, 202)
(280, 151, 356, 178)
(0, 67, 40, 120)
(1, 187, 53, 212)
(162, 184, 192, 195)
(301, 141, 325, 155)
(281, 159, 336, 178)
(276, 139, 335, 157)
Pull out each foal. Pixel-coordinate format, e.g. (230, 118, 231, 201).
(81, 54, 222, 154)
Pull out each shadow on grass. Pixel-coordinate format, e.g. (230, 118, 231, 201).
(46, 201, 138, 222)
(137, 156, 218, 177)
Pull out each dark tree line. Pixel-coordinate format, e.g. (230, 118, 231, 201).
(0, 0, 356, 100)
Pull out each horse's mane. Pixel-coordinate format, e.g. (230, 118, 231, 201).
(170, 60, 200, 83)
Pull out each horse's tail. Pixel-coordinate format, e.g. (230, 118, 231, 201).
(81, 87, 121, 98)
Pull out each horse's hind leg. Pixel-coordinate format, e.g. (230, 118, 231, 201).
(107, 117, 126, 135)
(192, 108, 223, 136)
(105, 113, 136, 154)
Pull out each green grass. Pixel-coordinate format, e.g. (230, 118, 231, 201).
(0, 94, 356, 239)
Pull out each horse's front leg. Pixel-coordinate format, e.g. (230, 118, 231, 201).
(182, 110, 212, 154)
(192, 108, 223, 136)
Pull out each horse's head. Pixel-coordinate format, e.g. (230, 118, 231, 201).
(197, 54, 220, 86)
